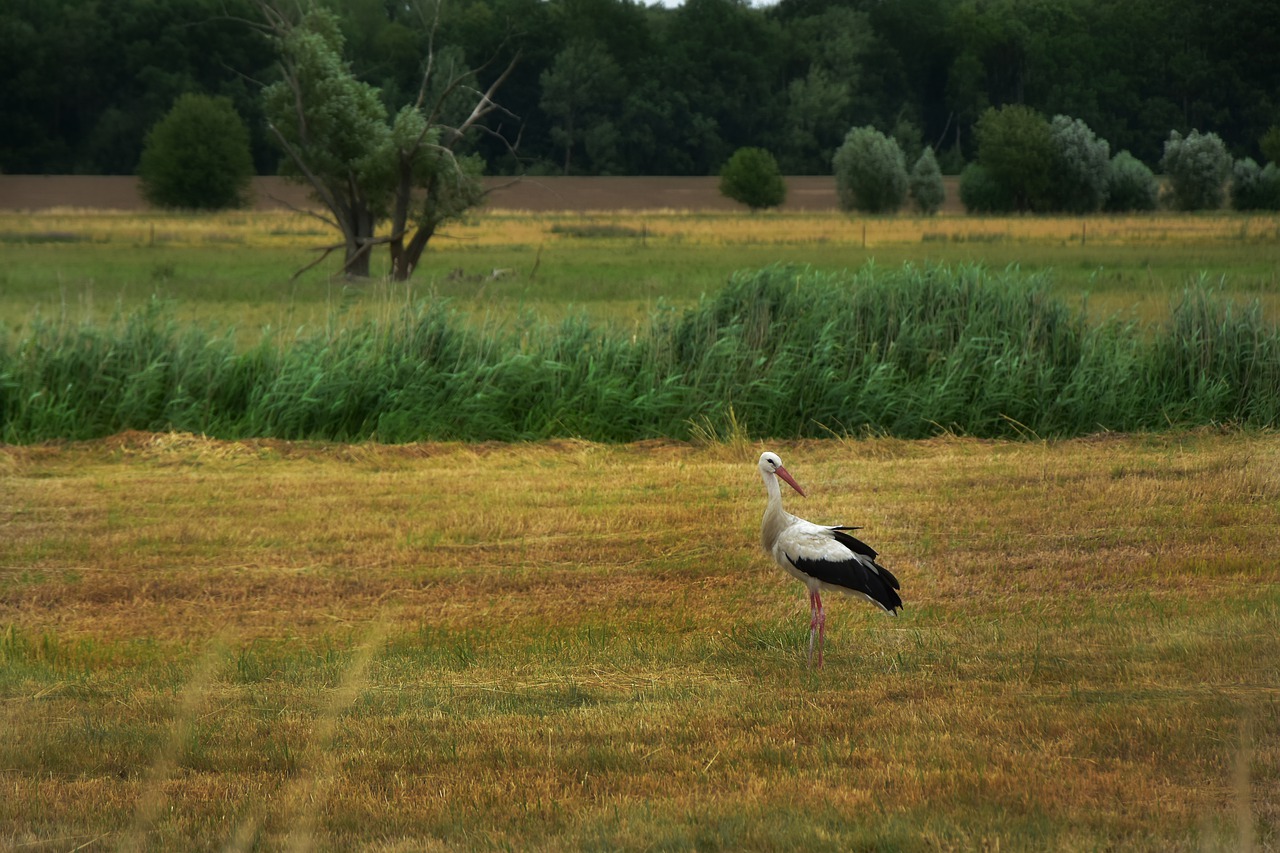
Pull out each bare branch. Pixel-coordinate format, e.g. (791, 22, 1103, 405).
(414, 1, 445, 111)
(290, 242, 344, 282)
(455, 53, 522, 141)
(265, 122, 344, 221)
(263, 189, 339, 231)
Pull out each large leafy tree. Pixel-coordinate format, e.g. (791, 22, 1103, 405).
(260, 3, 516, 280)
(771, 6, 865, 173)
(262, 7, 390, 277)
(778, 67, 850, 175)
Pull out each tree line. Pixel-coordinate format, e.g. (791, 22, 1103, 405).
(2, 0, 1277, 180)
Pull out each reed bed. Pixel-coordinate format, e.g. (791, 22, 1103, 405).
(2, 263, 1276, 443)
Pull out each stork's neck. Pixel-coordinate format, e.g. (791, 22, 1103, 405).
(761, 469, 783, 506)
(760, 471, 791, 552)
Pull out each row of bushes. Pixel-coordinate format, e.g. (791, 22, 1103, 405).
(2, 264, 1277, 444)
(824, 107, 1280, 215)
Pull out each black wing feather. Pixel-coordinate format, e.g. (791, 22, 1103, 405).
(787, 526, 903, 613)
(830, 527, 876, 559)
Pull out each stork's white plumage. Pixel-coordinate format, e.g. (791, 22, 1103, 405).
(758, 451, 902, 667)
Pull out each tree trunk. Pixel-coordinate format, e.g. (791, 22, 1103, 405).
(341, 201, 376, 278)
(562, 115, 574, 175)
(345, 242, 372, 278)
(391, 222, 436, 281)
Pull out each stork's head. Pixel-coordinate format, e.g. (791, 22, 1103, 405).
(758, 451, 806, 496)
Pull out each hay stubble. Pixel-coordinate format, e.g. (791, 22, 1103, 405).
(2, 432, 1277, 849)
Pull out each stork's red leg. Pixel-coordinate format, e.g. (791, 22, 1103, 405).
(807, 589, 820, 665)
(815, 591, 826, 668)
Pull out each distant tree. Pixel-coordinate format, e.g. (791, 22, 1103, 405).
(1103, 150, 1159, 212)
(540, 40, 624, 175)
(908, 146, 945, 215)
(779, 67, 850, 174)
(958, 162, 1013, 213)
(1230, 158, 1280, 211)
(137, 94, 254, 210)
(719, 147, 786, 211)
(775, 7, 865, 173)
(891, 116, 924, 165)
(665, 0, 783, 175)
(1047, 115, 1109, 213)
(833, 126, 907, 213)
(1160, 129, 1231, 211)
(974, 105, 1053, 211)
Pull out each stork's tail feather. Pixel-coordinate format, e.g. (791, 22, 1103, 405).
(865, 561, 903, 614)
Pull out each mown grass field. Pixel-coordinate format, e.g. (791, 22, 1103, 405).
(1, 432, 1277, 850)
(2, 206, 1279, 849)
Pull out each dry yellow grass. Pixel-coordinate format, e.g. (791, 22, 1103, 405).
(1, 431, 1277, 849)
(5, 208, 1279, 250)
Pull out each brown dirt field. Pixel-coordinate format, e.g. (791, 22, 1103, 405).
(0, 174, 965, 214)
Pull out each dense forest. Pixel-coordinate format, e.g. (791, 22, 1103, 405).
(2, 0, 1276, 179)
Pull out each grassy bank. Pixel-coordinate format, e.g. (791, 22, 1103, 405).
(1, 432, 1276, 849)
(3, 264, 1277, 443)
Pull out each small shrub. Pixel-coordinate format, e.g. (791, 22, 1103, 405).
(719, 147, 786, 211)
(1160, 129, 1231, 211)
(833, 126, 908, 213)
(1230, 158, 1280, 211)
(908, 147, 945, 215)
(138, 94, 254, 210)
(1047, 115, 1109, 213)
(1104, 151, 1159, 212)
(974, 105, 1053, 211)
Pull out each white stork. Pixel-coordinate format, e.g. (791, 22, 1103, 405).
(757, 451, 902, 667)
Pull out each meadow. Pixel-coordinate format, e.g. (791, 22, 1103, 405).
(1, 206, 1278, 849)
(2, 208, 1280, 333)
(1, 432, 1276, 850)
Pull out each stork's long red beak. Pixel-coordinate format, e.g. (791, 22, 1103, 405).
(775, 465, 806, 497)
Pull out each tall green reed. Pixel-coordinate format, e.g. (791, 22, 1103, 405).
(2, 264, 1276, 443)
